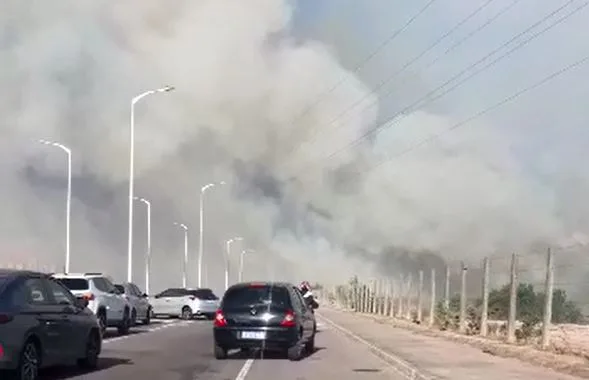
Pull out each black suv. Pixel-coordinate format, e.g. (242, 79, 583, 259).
(213, 282, 317, 361)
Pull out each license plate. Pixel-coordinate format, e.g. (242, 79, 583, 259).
(240, 331, 266, 340)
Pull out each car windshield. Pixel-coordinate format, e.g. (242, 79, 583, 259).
(114, 284, 125, 294)
(56, 278, 89, 291)
(189, 289, 218, 300)
(222, 285, 290, 309)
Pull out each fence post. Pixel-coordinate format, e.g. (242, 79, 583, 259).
(444, 265, 450, 309)
(405, 273, 413, 320)
(429, 268, 436, 327)
(371, 280, 377, 314)
(480, 257, 490, 336)
(459, 262, 467, 333)
(389, 279, 395, 317)
(541, 247, 554, 349)
(397, 274, 404, 318)
(362, 282, 368, 313)
(417, 270, 424, 322)
(506, 253, 518, 343)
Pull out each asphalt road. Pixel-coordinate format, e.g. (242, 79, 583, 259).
(38, 317, 404, 380)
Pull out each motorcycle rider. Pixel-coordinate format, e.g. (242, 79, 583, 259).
(298, 281, 319, 309)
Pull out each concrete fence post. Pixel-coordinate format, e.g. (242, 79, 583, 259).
(459, 262, 468, 334)
(417, 270, 424, 322)
(428, 268, 436, 327)
(506, 253, 518, 343)
(541, 247, 554, 349)
(480, 257, 490, 337)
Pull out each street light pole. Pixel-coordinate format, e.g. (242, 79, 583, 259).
(134, 197, 151, 295)
(127, 85, 174, 283)
(239, 249, 255, 282)
(197, 181, 226, 287)
(174, 222, 189, 288)
(39, 139, 72, 273)
(225, 237, 243, 290)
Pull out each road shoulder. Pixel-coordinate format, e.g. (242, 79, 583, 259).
(319, 308, 583, 380)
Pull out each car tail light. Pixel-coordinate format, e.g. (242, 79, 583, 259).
(0, 343, 4, 359)
(0, 314, 13, 324)
(280, 310, 296, 327)
(82, 293, 95, 301)
(214, 309, 227, 327)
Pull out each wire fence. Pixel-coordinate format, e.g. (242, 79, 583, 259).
(318, 245, 589, 358)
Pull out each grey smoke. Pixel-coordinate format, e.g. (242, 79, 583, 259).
(2, 0, 589, 294)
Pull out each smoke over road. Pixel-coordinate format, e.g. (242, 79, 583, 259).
(1, 0, 587, 292)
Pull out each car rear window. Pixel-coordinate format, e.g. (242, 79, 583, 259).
(57, 278, 89, 291)
(222, 285, 290, 309)
(189, 289, 218, 300)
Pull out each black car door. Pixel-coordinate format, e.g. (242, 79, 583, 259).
(291, 287, 314, 339)
(17, 277, 69, 365)
(43, 278, 86, 358)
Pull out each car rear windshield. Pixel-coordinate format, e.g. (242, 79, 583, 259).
(56, 278, 89, 291)
(188, 289, 218, 300)
(222, 285, 290, 309)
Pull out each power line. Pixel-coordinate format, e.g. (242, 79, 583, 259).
(281, 0, 439, 156)
(305, 51, 589, 184)
(285, 0, 499, 162)
(286, 0, 586, 180)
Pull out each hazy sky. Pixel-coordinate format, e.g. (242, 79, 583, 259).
(2, 0, 589, 292)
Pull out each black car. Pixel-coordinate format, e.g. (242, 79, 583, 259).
(0, 269, 102, 380)
(213, 282, 317, 361)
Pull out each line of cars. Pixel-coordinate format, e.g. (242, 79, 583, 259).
(0, 269, 221, 380)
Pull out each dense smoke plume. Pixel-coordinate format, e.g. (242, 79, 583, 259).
(1, 0, 588, 293)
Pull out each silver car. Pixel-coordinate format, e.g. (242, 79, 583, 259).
(114, 282, 152, 325)
(151, 288, 220, 320)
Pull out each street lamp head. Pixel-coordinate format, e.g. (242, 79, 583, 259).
(158, 85, 175, 93)
(174, 222, 188, 230)
(219, 181, 227, 185)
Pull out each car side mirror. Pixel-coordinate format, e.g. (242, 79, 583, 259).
(154, 294, 160, 299)
(142, 293, 148, 298)
(75, 297, 89, 308)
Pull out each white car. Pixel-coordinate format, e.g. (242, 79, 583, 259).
(114, 282, 152, 325)
(151, 288, 220, 319)
(52, 272, 132, 335)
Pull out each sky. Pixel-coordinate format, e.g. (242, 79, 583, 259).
(1, 0, 589, 294)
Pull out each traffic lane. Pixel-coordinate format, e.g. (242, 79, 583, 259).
(241, 322, 405, 379)
(41, 319, 248, 380)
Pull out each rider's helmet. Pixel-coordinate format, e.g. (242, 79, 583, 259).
(299, 281, 311, 293)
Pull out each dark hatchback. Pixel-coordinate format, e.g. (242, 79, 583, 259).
(0, 270, 101, 380)
(213, 282, 317, 361)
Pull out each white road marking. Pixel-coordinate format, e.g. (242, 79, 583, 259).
(103, 320, 196, 344)
(318, 313, 430, 380)
(235, 359, 254, 380)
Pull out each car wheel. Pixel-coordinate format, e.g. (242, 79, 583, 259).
(77, 331, 100, 369)
(16, 339, 40, 380)
(117, 309, 130, 335)
(180, 306, 193, 320)
(97, 312, 107, 336)
(214, 343, 228, 360)
(142, 307, 152, 325)
(130, 309, 137, 326)
(304, 332, 315, 353)
(287, 330, 303, 361)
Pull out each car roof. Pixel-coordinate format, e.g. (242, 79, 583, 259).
(51, 272, 105, 279)
(226, 281, 293, 291)
(0, 269, 47, 278)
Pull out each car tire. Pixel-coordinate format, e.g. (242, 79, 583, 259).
(117, 309, 131, 335)
(130, 309, 137, 327)
(16, 339, 40, 380)
(142, 307, 152, 325)
(286, 344, 302, 361)
(97, 311, 107, 336)
(77, 330, 100, 369)
(180, 306, 193, 320)
(305, 332, 315, 353)
(214, 343, 228, 360)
